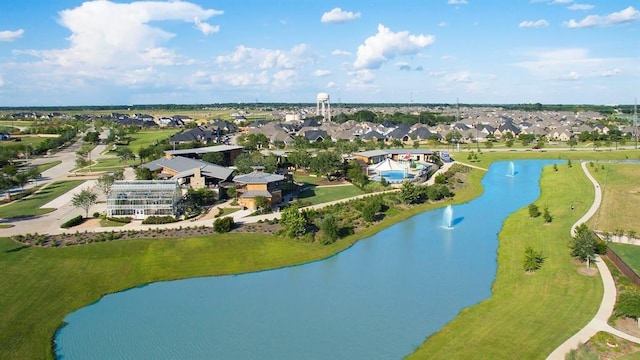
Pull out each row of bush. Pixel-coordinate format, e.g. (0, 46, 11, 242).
(61, 215, 84, 229)
(141, 216, 177, 225)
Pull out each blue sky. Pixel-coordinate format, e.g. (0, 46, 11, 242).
(0, 0, 638, 106)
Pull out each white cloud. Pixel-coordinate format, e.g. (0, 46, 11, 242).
(326, 81, 337, 89)
(448, 0, 468, 4)
(28, 0, 222, 85)
(272, 69, 297, 88)
(519, 19, 549, 28)
(568, 4, 595, 11)
(601, 68, 621, 77)
(0, 29, 24, 42)
(321, 8, 361, 24)
(0, 74, 4, 87)
(353, 24, 435, 69)
(194, 17, 220, 35)
(313, 69, 331, 77)
(332, 49, 352, 56)
(216, 44, 313, 70)
(552, 0, 572, 4)
(438, 22, 447, 27)
(558, 71, 581, 81)
(564, 6, 640, 28)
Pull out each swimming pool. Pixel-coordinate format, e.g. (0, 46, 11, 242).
(379, 170, 412, 183)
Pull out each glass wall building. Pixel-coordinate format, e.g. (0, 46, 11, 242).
(106, 180, 183, 219)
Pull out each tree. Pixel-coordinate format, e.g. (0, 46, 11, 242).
(412, 140, 420, 149)
(505, 139, 514, 148)
(570, 224, 597, 268)
(528, 203, 541, 218)
(117, 147, 135, 164)
(543, 207, 553, 223)
(309, 151, 343, 180)
(615, 291, 640, 327)
(288, 149, 311, 170)
(97, 173, 116, 195)
(135, 166, 153, 180)
(522, 246, 545, 272)
(254, 195, 269, 213)
(202, 152, 225, 165)
(71, 189, 97, 218)
(318, 214, 339, 244)
(213, 217, 235, 233)
(13, 171, 29, 189)
(346, 160, 368, 188)
(280, 207, 307, 237)
(399, 181, 422, 204)
(567, 138, 577, 150)
(26, 167, 41, 185)
(484, 141, 494, 149)
(83, 131, 100, 144)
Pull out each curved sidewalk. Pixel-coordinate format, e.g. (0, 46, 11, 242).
(546, 162, 640, 359)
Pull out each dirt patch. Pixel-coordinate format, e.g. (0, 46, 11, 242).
(613, 317, 640, 338)
(578, 266, 599, 276)
(585, 331, 640, 359)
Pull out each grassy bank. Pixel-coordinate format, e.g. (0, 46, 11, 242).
(0, 169, 483, 360)
(408, 162, 601, 359)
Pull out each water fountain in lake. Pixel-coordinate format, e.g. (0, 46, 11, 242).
(507, 161, 515, 177)
(442, 205, 453, 229)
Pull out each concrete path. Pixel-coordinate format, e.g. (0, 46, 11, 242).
(546, 162, 640, 359)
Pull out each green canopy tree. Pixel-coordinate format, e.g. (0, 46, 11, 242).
(280, 207, 307, 238)
(570, 224, 597, 268)
(71, 189, 97, 218)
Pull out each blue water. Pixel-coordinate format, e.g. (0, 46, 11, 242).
(55, 160, 560, 360)
(378, 170, 413, 183)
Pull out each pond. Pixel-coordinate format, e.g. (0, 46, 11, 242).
(55, 160, 560, 360)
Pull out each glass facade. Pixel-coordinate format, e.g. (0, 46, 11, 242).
(106, 180, 183, 218)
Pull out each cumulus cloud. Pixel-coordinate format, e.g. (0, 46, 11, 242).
(519, 19, 549, 28)
(568, 3, 595, 11)
(353, 24, 435, 69)
(28, 0, 222, 85)
(414, 65, 424, 71)
(321, 8, 361, 24)
(313, 69, 331, 77)
(0, 29, 24, 42)
(332, 49, 352, 56)
(194, 17, 220, 35)
(564, 6, 640, 28)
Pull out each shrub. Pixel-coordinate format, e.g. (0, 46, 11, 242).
(213, 216, 235, 233)
(92, 212, 100, 218)
(528, 204, 541, 218)
(543, 207, 553, 223)
(141, 216, 177, 225)
(106, 216, 132, 224)
(61, 215, 84, 229)
(523, 246, 545, 272)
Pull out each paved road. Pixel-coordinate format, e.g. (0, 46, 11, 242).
(546, 162, 640, 359)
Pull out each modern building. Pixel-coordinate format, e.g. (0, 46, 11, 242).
(232, 166, 285, 210)
(163, 144, 243, 166)
(106, 180, 183, 220)
(142, 156, 234, 189)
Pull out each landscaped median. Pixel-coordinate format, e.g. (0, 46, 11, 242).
(0, 180, 85, 219)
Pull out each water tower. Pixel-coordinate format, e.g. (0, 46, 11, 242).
(316, 92, 331, 122)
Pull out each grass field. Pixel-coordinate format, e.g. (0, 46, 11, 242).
(0, 170, 482, 360)
(609, 243, 640, 278)
(0, 180, 85, 219)
(35, 160, 62, 173)
(408, 163, 601, 359)
(0, 136, 48, 149)
(587, 162, 640, 235)
(124, 129, 179, 150)
(297, 184, 365, 205)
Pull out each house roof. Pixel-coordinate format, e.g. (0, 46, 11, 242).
(240, 190, 274, 198)
(143, 156, 233, 181)
(164, 145, 243, 157)
(233, 170, 285, 184)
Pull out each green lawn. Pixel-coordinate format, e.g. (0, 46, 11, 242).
(0, 136, 48, 148)
(609, 243, 640, 277)
(35, 160, 62, 173)
(408, 163, 601, 359)
(0, 180, 85, 219)
(587, 162, 640, 235)
(125, 129, 179, 150)
(297, 184, 365, 205)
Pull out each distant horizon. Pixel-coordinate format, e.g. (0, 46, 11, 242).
(0, 1, 638, 106)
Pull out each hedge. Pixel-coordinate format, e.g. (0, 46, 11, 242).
(61, 215, 84, 228)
